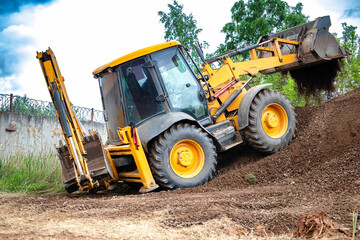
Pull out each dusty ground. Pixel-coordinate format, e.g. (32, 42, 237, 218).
(0, 88, 359, 240)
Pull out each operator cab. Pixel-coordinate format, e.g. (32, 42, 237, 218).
(93, 42, 209, 143)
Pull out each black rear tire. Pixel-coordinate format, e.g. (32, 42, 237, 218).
(149, 123, 217, 189)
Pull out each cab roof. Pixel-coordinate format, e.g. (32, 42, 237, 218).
(92, 41, 181, 75)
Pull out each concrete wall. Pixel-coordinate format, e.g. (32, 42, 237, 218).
(0, 112, 107, 158)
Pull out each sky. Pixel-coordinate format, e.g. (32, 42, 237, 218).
(1, 0, 359, 110)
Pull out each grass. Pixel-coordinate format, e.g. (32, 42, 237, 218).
(0, 151, 64, 193)
(353, 209, 358, 240)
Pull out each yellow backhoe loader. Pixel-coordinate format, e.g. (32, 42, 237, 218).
(37, 16, 347, 193)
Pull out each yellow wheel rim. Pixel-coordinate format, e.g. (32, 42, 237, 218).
(261, 103, 288, 138)
(170, 139, 205, 178)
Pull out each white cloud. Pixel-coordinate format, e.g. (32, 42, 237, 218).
(2, 0, 359, 111)
(0, 75, 21, 92)
(286, 0, 360, 35)
(3, 0, 169, 109)
(2, 0, 234, 109)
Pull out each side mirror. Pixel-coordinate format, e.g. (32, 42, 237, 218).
(194, 43, 205, 63)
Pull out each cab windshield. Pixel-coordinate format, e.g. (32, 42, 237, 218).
(151, 47, 206, 120)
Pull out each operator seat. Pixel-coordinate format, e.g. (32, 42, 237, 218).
(125, 72, 143, 101)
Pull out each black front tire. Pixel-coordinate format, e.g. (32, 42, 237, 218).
(149, 123, 217, 189)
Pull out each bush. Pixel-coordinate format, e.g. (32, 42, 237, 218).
(244, 173, 257, 185)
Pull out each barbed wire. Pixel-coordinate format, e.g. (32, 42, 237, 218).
(0, 94, 104, 123)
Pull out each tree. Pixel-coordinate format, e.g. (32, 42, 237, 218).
(335, 23, 360, 94)
(217, 0, 308, 54)
(158, 0, 208, 67)
(214, 0, 309, 106)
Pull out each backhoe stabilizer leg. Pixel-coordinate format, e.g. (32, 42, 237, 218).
(117, 127, 159, 192)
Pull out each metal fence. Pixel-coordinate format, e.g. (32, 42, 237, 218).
(0, 93, 104, 123)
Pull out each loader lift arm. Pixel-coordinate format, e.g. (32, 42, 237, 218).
(197, 16, 348, 125)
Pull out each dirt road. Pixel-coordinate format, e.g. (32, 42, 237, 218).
(1, 88, 359, 239)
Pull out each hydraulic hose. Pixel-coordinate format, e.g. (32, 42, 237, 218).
(51, 83, 72, 138)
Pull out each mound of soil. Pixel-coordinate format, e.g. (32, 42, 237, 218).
(202, 87, 360, 192)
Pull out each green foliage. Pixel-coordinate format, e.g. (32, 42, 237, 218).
(12, 94, 56, 116)
(217, 0, 308, 54)
(335, 23, 360, 95)
(249, 73, 306, 106)
(280, 77, 306, 107)
(244, 173, 257, 184)
(158, 0, 208, 67)
(0, 94, 56, 117)
(0, 152, 64, 193)
(1, 94, 103, 122)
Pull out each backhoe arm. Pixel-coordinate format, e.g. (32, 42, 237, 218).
(36, 48, 91, 185)
(37, 48, 158, 193)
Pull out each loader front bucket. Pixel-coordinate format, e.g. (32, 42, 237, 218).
(258, 16, 348, 74)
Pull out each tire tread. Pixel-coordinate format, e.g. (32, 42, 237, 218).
(244, 89, 296, 153)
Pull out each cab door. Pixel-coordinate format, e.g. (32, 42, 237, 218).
(151, 47, 208, 121)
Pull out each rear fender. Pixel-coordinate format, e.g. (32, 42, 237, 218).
(137, 112, 201, 152)
(237, 84, 272, 130)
